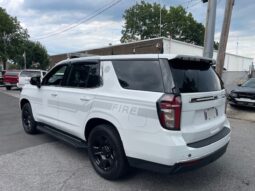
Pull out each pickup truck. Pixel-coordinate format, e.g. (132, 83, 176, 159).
(3, 70, 20, 90)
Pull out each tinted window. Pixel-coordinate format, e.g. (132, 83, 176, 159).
(43, 65, 67, 86)
(112, 60, 164, 92)
(169, 59, 222, 93)
(20, 71, 41, 77)
(67, 62, 100, 88)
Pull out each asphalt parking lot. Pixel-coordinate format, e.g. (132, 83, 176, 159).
(0, 88, 255, 191)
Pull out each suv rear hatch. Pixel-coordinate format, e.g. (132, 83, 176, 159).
(169, 57, 226, 144)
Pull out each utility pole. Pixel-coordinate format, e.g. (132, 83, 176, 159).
(159, 0, 162, 37)
(203, 0, 217, 58)
(23, 51, 26, 69)
(216, 0, 235, 77)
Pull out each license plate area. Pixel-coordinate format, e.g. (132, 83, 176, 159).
(204, 107, 218, 120)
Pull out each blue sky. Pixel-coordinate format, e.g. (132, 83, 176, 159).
(0, 0, 254, 59)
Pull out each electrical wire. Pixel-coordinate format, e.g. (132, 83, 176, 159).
(186, 0, 201, 10)
(32, 0, 121, 41)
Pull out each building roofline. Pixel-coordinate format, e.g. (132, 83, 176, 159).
(170, 39, 254, 60)
(50, 37, 167, 57)
(50, 37, 253, 60)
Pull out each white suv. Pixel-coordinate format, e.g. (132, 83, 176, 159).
(20, 54, 231, 180)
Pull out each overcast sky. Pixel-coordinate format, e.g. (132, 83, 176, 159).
(0, 0, 254, 59)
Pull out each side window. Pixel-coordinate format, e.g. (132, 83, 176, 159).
(67, 62, 100, 88)
(112, 60, 164, 92)
(43, 65, 67, 86)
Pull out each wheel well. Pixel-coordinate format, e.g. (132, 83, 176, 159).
(20, 99, 29, 110)
(85, 118, 119, 140)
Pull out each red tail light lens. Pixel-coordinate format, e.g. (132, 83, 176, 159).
(157, 94, 182, 130)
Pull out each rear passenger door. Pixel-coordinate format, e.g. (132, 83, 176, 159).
(57, 61, 101, 138)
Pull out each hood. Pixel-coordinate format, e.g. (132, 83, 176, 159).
(232, 86, 255, 94)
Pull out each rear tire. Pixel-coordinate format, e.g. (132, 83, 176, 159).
(88, 124, 128, 180)
(22, 103, 38, 134)
(6, 86, 11, 90)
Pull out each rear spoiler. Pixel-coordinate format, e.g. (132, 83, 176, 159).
(173, 55, 216, 65)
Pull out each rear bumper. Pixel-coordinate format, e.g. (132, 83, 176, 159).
(4, 82, 17, 87)
(128, 142, 229, 174)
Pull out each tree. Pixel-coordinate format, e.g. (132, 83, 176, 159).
(0, 7, 29, 70)
(121, 1, 168, 42)
(14, 40, 50, 70)
(0, 8, 50, 70)
(121, 1, 218, 48)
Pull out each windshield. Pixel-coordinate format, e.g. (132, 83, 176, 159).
(242, 78, 255, 88)
(20, 71, 41, 77)
(169, 59, 223, 93)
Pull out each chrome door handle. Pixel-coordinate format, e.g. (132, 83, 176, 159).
(51, 94, 57, 97)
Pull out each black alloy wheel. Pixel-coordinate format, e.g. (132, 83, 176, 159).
(88, 124, 128, 180)
(91, 134, 116, 172)
(22, 103, 37, 134)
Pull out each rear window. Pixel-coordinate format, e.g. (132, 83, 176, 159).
(20, 71, 41, 77)
(169, 59, 223, 93)
(5, 71, 19, 76)
(112, 60, 164, 92)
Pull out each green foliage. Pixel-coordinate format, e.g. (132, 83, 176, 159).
(8, 63, 19, 70)
(121, 1, 168, 42)
(0, 7, 49, 70)
(121, 1, 217, 48)
(15, 41, 50, 70)
(214, 41, 219, 50)
(0, 7, 28, 69)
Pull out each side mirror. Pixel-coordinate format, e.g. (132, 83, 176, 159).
(30, 76, 41, 88)
(237, 83, 242, 87)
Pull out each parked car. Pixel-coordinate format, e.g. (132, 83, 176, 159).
(3, 70, 20, 90)
(17, 70, 47, 89)
(0, 71, 4, 85)
(20, 54, 231, 180)
(228, 78, 255, 107)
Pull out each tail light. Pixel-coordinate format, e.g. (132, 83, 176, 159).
(157, 94, 182, 130)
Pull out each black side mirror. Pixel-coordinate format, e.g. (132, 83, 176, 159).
(30, 76, 41, 88)
(237, 83, 242, 86)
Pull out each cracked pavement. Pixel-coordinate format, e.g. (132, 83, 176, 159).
(0, 90, 255, 191)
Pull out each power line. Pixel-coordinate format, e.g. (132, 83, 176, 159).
(32, 0, 121, 41)
(186, 0, 201, 10)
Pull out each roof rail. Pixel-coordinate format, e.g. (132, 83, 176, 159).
(67, 53, 97, 59)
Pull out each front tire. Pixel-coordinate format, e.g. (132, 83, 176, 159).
(6, 86, 11, 90)
(88, 124, 128, 180)
(22, 103, 38, 134)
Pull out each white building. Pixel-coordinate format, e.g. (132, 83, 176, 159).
(163, 38, 253, 71)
